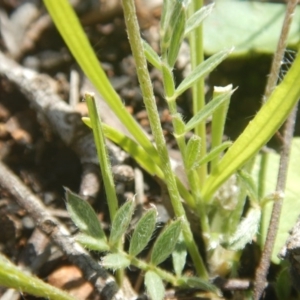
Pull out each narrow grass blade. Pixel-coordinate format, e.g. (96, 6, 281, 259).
(175, 48, 233, 98)
(102, 254, 130, 271)
(85, 93, 118, 221)
(102, 125, 162, 175)
(198, 141, 232, 167)
(82, 117, 161, 173)
(109, 199, 135, 247)
(0, 254, 76, 300)
(129, 208, 157, 256)
(143, 39, 162, 70)
(185, 88, 235, 132)
(66, 189, 106, 240)
(151, 219, 182, 266)
(202, 50, 300, 202)
(185, 3, 214, 37)
(145, 270, 165, 300)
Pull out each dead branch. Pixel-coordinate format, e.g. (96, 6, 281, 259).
(0, 50, 134, 198)
(0, 161, 136, 300)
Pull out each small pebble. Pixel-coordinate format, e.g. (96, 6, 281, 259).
(22, 216, 35, 230)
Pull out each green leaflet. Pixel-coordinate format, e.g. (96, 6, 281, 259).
(66, 189, 106, 241)
(129, 208, 157, 256)
(151, 219, 182, 266)
(102, 253, 130, 271)
(175, 48, 233, 98)
(145, 270, 165, 300)
(109, 199, 135, 248)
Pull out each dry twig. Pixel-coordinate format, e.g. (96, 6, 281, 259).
(254, 106, 298, 299)
(0, 50, 134, 198)
(254, 1, 299, 298)
(0, 161, 136, 300)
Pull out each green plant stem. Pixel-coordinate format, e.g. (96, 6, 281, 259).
(85, 93, 124, 285)
(113, 252, 215, 294)
(127, 253, 217, 293)
(129, 255, 178, 286)
(85, 93, 118, 220)
(0, 254, 76, 300)
(258, 151, 269, 199)
(121, 0, 208, 279)
(188, 0, 207, 185)
(162, 64, 209, 235)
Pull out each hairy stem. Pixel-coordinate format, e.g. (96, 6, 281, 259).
(254, 1, 299, 298)
(254, 106, 298, 299)
(121, 0, 208, 279)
